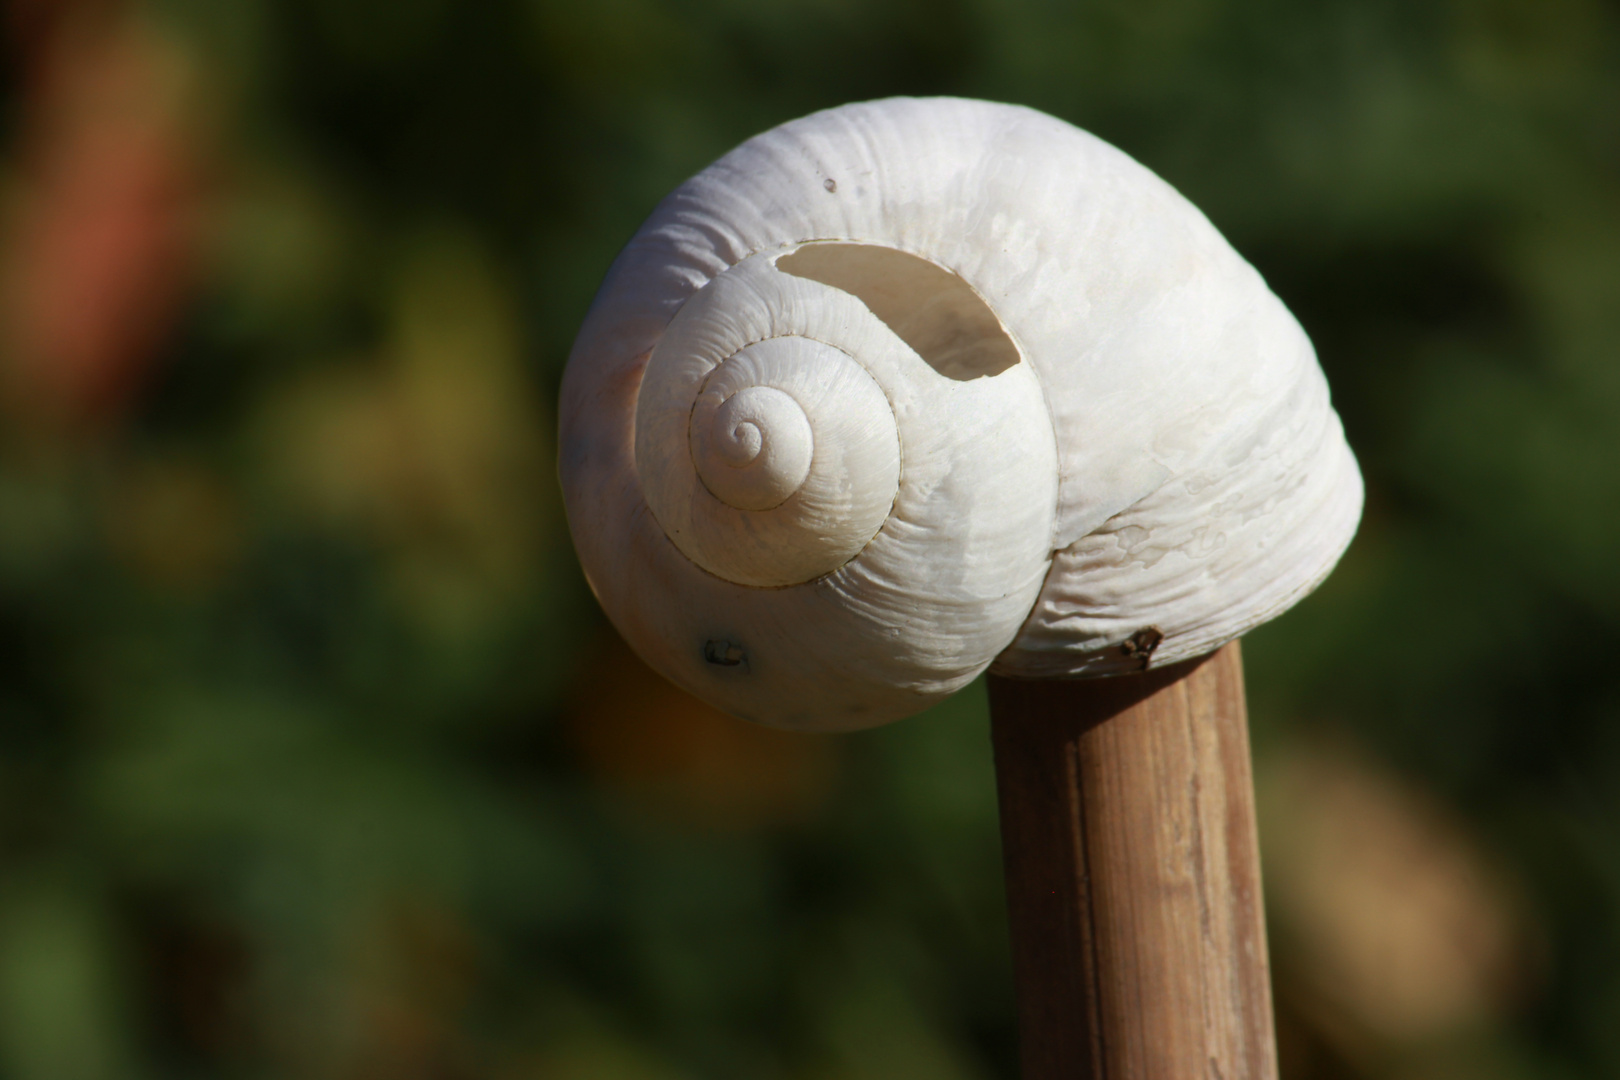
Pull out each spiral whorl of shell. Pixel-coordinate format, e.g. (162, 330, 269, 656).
(559, 97, 1363, 730)
(613, 244, 1058, 728)
(690, 383, 814, 513)
(635, 258, 907, 588)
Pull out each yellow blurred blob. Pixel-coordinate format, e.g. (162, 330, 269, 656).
(513, 1034, 693, 1080)
(257, 228, 556, 640)
(1258, 738, 1535, 1047)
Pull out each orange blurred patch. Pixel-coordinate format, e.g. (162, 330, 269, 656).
(102, 453, 240, 590)
(338, 899, 480, 1080)
(568, 631, 839, 829)
(0, 5, 202, 436)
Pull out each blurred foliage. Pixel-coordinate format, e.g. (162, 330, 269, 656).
(0, 0, 1617, 1077)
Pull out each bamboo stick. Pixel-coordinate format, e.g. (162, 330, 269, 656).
(987, 641, 1277, 1080)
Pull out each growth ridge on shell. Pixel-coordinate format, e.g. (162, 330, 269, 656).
(559, 96, 1363, 731)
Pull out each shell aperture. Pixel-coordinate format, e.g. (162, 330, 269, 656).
(559, 97, 1363, 730)
(776, 243, 1020, 381)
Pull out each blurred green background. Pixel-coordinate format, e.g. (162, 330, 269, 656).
(0, 0, 1617, 1077)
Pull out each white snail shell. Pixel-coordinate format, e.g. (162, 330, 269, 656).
(560, 97, 1363, 731)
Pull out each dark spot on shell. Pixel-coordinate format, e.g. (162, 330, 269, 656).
(1119, 627, 1164, 671)
(823, 177, 837, 193)
(704, 639, 748, 671)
